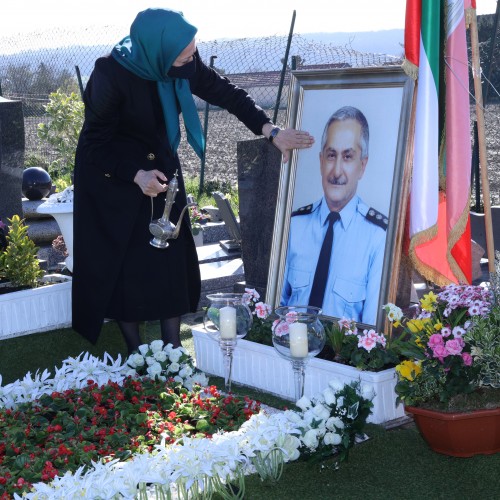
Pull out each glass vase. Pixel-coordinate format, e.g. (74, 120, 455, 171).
(203, 293, 253, 391)
(272, 305, 325, 401)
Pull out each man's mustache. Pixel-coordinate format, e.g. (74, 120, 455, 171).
(326, 176, 347, 186)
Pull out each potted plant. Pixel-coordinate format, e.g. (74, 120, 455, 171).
(0, 215, 72, 339)
(0, 215, 44, 292)
(193, 288, 406, 424)
(384, 262, 500, 457)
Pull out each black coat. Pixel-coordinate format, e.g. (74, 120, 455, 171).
(72, 52, 271, 343)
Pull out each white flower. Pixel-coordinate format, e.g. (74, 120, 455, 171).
(145, 356, 156, 366)
(312, 403, 330, 421)
(323, 432, 342, 446)
(125, 369, 137, 378)
(302, 429, 319, 450)
(147, 362, 163, 378)
(169, 350, 182, 363)
(130, 353, 145, 367)
(179, 366, 193, 378)
(154, 351, 168, 363)
(168, 362, 181, 374)
(322, 387, 337, 406)
(326, 416, 345, 431)
(150, 340, 164, 353)
(138, 344, 149, 356)
(295, 395, 312, 411)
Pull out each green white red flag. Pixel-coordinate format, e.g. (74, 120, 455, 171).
(405, 0, 472, 285)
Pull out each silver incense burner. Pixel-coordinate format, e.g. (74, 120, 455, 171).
(149, 170, 196, 249)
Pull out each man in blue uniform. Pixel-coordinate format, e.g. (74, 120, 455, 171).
(281, 106, 388, 325)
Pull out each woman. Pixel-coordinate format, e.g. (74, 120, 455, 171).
(72, 8, 314, 354)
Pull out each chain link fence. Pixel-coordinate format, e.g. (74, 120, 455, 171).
(0, 27, 402, 186)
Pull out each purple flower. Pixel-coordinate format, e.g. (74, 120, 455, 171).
(461, 352, 473, 366)
(432, 344, 449, 362)
(428, 334, 444, 349)
(445, 338, 464, 356)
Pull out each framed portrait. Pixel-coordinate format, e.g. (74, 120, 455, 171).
(266, 66, 415, 332)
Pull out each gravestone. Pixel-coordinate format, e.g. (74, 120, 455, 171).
(237, 138, 281, 297)
(0, 97, 24, 222)
(212, 191, 241, 251)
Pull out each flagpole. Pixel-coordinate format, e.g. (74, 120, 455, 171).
(467, 7, 495, 273)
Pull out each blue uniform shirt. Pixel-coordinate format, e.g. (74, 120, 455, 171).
(280, 195, 387, 325)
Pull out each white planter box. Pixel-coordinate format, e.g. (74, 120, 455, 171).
(192, 326, 405, 424)
(0, 280, 72, 339)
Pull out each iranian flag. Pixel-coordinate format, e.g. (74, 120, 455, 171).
(405, 0, 472, 285)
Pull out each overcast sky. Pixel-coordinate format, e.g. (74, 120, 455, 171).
(0, 0, 497, 40)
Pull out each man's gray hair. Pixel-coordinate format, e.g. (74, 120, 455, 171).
(320, 106, 369, 159)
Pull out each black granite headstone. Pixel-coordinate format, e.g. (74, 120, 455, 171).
(237, 138, 281, 298)
(0, 97, 24, 221)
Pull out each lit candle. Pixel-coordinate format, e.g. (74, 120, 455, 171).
(289, 322, 308, 357)
(219, 306, 237, 339)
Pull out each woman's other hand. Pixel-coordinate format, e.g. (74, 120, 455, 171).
(134, 169, 168, 196)
(262, 123, 315, 163)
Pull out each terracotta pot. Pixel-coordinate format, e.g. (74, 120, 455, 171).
(406, 405, 500, 457)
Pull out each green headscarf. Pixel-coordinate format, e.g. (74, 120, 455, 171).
(112, 8, 205, 159)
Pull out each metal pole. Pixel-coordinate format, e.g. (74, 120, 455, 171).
(75, 65, 84, 100)
(199, 55, 217, 197)
(469, 8, 495, 271)
(273, 10, 296, 124)
(471, 121, 480, 212)
(483, 0, 500, 104)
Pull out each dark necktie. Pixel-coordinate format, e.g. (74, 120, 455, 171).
(309, 211, 340, 308)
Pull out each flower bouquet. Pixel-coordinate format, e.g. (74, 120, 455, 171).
(384, 284, 494, 409)
(242, 288, 274, 345)
(323, 318, 403, 371)
(126, 340, 208, 389)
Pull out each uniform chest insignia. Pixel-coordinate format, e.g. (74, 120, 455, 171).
(292, 204, 313, 217)
(366, 207, 389, 230)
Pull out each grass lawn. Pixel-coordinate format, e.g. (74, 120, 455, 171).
(1, 322, 499, 499)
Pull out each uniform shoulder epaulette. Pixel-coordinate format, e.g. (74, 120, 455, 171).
(291, 204, 313, 217)
(365, 207, 388, 230)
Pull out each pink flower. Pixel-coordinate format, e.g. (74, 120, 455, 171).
(273, 320, 289, 337)
(254, 302, 271, 319)
(358, 335, 376, 352)
(428, 334, 444, 349)
(432, 344, 449, 361)
(338, 318, 351, 330)
(285, 311, 298, 323)
(461, 352, 473, 366)
(445, 338, 464, 356)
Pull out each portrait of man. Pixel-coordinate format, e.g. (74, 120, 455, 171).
(280, 106, 388, 325)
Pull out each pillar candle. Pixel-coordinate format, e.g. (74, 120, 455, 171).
(219, 306, 237, 339)
(289, 322, 308, 357)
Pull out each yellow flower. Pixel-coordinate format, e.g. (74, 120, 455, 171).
(407, 319, 424, 333)
(434, 321, 443, 331)
(420, 291, 438, 312)
(396, 360, 422, 381)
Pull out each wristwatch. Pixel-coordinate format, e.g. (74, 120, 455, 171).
(268, 126, 280, 144)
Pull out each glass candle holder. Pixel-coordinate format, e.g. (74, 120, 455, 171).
(203, 293, 253, 391)
(272, 305, 325, 401)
